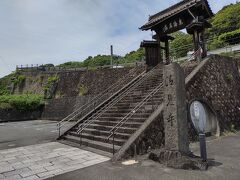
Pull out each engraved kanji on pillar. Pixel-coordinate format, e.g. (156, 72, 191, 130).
(163, 63, 189, 153)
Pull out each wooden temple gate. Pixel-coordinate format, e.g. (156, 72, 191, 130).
(140, 0, 213, 67)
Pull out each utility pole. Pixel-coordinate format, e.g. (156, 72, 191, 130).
(110, 45, 113, 67)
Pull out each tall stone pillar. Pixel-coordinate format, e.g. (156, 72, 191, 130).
(149, 63, 208, 170)
(163, 63, 189, 153)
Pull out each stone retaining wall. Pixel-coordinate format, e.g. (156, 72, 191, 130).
(14, 66, 144, 97)
(185, 55, 240, 131)
(0, 109, 42, 122)
(41, 96, 94, 120)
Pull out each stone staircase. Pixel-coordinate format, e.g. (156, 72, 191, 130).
(59, 64, 164, 156)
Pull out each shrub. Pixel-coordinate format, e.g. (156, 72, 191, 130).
(79, 85, 88, 96)
(44, 75, 59, 91)
(0, 94, 44, 111)
(13, 75, 26, 86)
(226, 73, 233, 81)
(208, 37, 226, 50)
(0, 87, 10, 95)
(219, 29, 240, 45)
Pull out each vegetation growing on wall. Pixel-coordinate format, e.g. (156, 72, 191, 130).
(0, 73, 15, 95)
(43, 75, 59, 99)
(0, 94, 44, 111)
(13, 75, 26, 86)
(79, 84, 88, 96)
(43, 75, 59, 91)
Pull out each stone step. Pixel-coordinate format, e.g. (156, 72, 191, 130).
(68, 131, 125, 146)
(105, 109, 153, 114)
(121, 93, 163, 100)
(63, 134, 120, 153)
(82, 128, 131, 139)
(95, 116, 147, 123)
(106, 104, 162, 112)
(81, 120, 143, 128)
(97, 112, 150, 118)
(118, 97, 163, 104)
(132, 84, 163, 91)
(59, 67, 165, 155)
(114, 100, 163, 108)
(82, 124, 138, 134)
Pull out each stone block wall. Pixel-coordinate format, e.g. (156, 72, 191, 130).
(180, 60, 200, 77)
(0, 109, 42, 122)
(13, 66, 144, 98)
(185, 55, 240, 130)
(56, 68, 135, 97)
(41, 96, 93, 120)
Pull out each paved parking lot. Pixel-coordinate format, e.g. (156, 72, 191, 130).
(0, 120, 71, 150)
(0, 142, 110, 180)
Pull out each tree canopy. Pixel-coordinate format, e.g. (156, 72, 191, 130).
(170, 32, 193, 58)
(209, 2, 240, 37)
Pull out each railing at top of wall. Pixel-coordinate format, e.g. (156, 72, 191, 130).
(16, 61, 145, 72)
(57, 67, 145, 137)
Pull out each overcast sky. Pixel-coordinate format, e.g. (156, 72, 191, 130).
(0, 0, 236, 77)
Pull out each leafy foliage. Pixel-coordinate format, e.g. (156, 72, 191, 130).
(119, 48, 145, 64)
(0, 73, 15, 95)
(13, 75, 26, 86)
(207, 37, 226, 50)
(0, 94, 44, 110)
(58, 61, 84, 69)
(79, 85, 88, 96)
(170, 32, 193, 58)
(219, 29, 240, 45)
(209, 2, 240, 36)
(43, 75, 59, 92)
(57, 49, 145, 69)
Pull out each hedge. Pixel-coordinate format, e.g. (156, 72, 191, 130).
(0, 94, 44, 111)
(219, 29, 240, 45)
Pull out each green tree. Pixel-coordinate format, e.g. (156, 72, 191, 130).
(170, 31, 193, 58)
(209, 2, 240, 37)
(122, 48, 145, 63)
(219, 29, 240, 45)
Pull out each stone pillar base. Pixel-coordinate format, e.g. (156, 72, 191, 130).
(149, 149, 208, 171)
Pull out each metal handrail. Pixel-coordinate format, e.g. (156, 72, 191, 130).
(77, 64, 162, 135)
(108, 82, 163, 154)
(60, 71, 146, 139)
(57, 67, 144, 137)
(107, 82, 163, 140)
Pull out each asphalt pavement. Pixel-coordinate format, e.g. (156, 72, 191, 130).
(0, 120, 71, 150)
(49, 132, 240, 180)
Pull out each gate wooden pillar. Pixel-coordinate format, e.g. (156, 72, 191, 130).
(186, 17, 211, 60)
(158, 35, 174, 65)
(140, 40, 162, 71)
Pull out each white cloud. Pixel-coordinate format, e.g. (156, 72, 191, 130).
(0, 0, 236, 77)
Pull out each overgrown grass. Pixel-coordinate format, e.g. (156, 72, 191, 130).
(0, 94, 44, 111)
